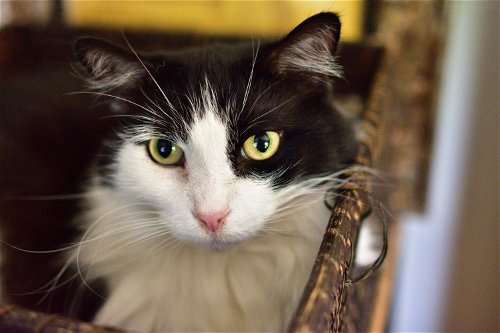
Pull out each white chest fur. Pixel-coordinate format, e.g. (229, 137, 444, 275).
(72, 108, 361, 331)
(76, 188, 330, 332)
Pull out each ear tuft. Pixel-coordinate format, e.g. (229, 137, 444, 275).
(271, 12, 343, 79)
(74, 37, 148, 91)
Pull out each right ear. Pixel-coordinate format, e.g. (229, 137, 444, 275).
(74, 37, 151, 91)
(265, 12, 343, 81)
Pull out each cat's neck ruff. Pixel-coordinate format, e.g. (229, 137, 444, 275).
(77, 183, 330, 331)
(68, 12, 360, 332)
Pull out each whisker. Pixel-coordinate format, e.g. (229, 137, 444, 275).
(74, 202, 157, 299)
(140, 87, 167, 116)
(240, 39, 260, 116)
(66, 91, 156, 116)
(245, 79, 284, 120)
(0, 192, 95, 201)
(122, 35, 178, 114)
(245, 97, 295, 133)
(0, 240, 78, 255)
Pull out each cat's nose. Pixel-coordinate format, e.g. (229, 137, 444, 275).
(195, 209, 229, 232)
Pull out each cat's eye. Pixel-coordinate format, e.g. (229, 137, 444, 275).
(148, 138, 184, 166)
(242, 131, 280, 161)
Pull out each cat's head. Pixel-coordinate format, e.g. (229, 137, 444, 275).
(75, 13, 357, 249)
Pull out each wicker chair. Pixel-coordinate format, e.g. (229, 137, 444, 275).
(0, 2, 443, 330)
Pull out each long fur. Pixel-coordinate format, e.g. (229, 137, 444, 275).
(0, 12, 381, 332)
(71, 13, 359, 332)
(77, 183, 331, 331)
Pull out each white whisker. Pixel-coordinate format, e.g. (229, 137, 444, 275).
(122, 36, 178, 115)
(67, 91, 158, 117)
(238, 39, 260, 123)
(245, 79, 284, 120)
(245, 97, 295, 133)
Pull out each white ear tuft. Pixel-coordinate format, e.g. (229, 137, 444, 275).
(272, 13, 343, 79)
(277, 26, 343, 78)
(75, 37, 148, 91)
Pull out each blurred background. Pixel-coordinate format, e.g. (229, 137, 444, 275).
(0, 1, 498, 331)
(1, 1, 366, 40)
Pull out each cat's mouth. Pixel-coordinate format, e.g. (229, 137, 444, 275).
(203, 233, 247, 251)
(195, 226, 255, 251)
(190, 210, 257, 250)
(205, 239, 234, 251)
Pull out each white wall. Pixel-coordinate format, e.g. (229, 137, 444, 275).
(389, 2, 499, 331)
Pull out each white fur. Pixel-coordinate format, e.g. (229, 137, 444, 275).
(278, 27, 343, 78)
(84, 50, 143, 91)
(80, 190, 329, 332)
(355, 215, 382, 267)
(73, 107, 331, 331)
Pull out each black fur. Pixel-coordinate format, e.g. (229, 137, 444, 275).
(75, 12, 357, 190)
(0, 12, 358, 321)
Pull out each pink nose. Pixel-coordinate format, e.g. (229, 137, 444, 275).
(195, 209, 229, 232)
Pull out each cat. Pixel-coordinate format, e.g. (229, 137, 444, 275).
(73, 12, 359, 332)
(1, 12, 375, 332)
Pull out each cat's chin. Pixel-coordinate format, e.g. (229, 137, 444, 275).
(187, 232, 254, 251)
(195, 237, 245, 251)
(204, 240, 235, 251)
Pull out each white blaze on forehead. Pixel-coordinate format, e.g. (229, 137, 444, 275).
(184, 111, 234, 212)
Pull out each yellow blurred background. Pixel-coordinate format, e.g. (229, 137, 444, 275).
(63, 1, 365, 41)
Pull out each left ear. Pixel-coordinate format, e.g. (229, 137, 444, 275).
(74, 37, 152, 91)
(268, 12, 342, 79)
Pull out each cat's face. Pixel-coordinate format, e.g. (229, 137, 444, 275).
(76, 13, 357, 249)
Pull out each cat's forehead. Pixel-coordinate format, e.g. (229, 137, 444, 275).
(141, 44, 291, 139)
(155, 43, 255, 84)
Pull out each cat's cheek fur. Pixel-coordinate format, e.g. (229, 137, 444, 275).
(215, 178, 277, 244)
(112, 141, 278, 248)
(65, 12, 364, 331)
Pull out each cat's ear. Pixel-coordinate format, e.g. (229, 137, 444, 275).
(267, 12, 342, 80)
(74, 37, 151, 91)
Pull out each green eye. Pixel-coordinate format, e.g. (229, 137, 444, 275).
(148, 138, 184, 165)
(242, 131, 280, 161)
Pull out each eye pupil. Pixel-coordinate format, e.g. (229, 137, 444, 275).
(242, 130, 280, 161)
(148, 138, 184, 165)
(253, 132, 270, 153)
(156, 139, 173, 158)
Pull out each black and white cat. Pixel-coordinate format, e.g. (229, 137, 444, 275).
(13, 12, 374, 331)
